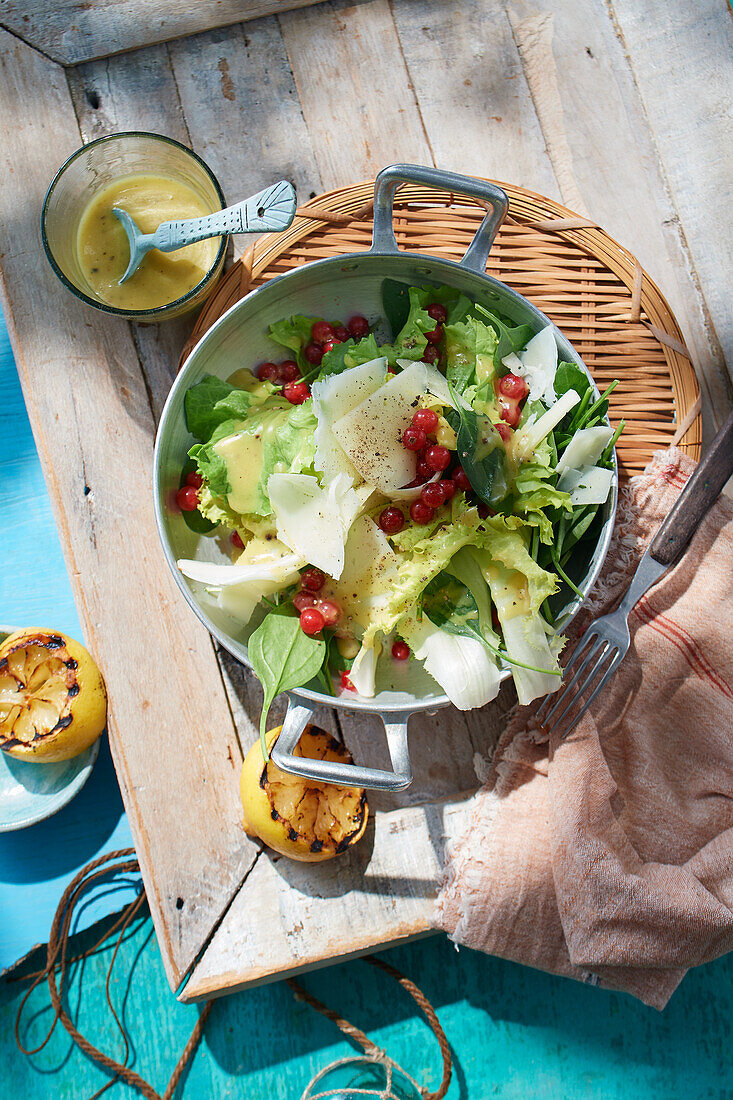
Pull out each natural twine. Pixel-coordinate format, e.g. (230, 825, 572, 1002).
(13, 850, 452, 1100)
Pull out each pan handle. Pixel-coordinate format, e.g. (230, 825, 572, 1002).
(270, 695, 414, 792)
(370, 163, 508, 274)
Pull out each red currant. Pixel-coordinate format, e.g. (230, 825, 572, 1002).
(317, 599, 341, 626)
(301, 567, 326, 592)
(280, 359, 301, 382)
(499, 399, 522, 428)
(402, 425, 427, 452)
(311, 320, 335, 344)
(420, 481, 445, 509)
(231, 531, 244, 549)
(410, 500, 434, 525)
(283, 381, 310, 405)
(425, 324, 443, 345)
(304, 342, 324, 365)
(425, 444, 451, 472)
(499, 373, 529, 401)
(391, 640, 410, 661)
(293, 591, 318, 613)
(378, 506, 405, 534)
(300, 608, 325, 635)
(333, 324, 350, 342)
(412, 408, 439, 433)
(453, 467, 471, 492)
(495, 422, 512, 443)
(440, 478, 456, 501)
(416, 456, 432, 479)
(421, 344, 439, 364)
(340, 670, 356, 692)
(257, 361, 280, 382)
(347, 314, 369, 339)
(427, 303, 448, 324)
(176, 485, 199, 511)
(185, 471, 203, 489)
(322, 339, 341, 353)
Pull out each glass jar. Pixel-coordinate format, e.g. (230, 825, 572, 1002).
(41, 131, 227, 322)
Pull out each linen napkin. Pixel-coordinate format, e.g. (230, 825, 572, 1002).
(435, 447, 733, 1009)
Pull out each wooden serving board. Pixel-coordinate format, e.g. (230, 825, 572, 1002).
(0, 0, 729, 1002)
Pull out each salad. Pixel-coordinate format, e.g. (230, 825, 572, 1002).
(174, 281, 621, 749)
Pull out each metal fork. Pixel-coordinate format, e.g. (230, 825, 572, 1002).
(536, 410, 733, 738)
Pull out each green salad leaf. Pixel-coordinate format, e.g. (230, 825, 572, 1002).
(447, 387, 506, 505)
(475, 304, 533, 375)
(317, 333, 382, 380)
(184, 374, 252, 443)
(443, 315, 498, 394)
(189, 399, 317, 518)
(248, 608, 326, 758)
(189, 419, 242, 498)
(268, 314, 320, 371)
(382, 280, 472, 340)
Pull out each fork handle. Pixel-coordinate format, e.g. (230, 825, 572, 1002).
(650, 410, 733, 567)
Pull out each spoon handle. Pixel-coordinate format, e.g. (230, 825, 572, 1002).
(151, 180, 296, 251)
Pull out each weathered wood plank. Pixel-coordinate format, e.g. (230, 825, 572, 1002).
(0, 0, 329, 66)
(181, 796, 473, 1001)
(0, 29, 258, 991)
(390, 0, 559, 197)
(67, 44, 194, 417)
(504, 0, 732, 441)
(609, 0, 733, 383)
(279, 0, 432, 188)
(168, 19, 322, 259)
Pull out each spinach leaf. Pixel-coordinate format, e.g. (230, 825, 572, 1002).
(423, 570, 560, 674)
(248, 608, 326, 758)
(553, 361, 590, 403)
(382, 279, 412, 336)
(447, 386, 505, 505)
(422, 572, 485, 643)
(184, 375, 251, 443)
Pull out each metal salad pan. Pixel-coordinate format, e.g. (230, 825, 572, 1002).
(153, 164, 617, 792)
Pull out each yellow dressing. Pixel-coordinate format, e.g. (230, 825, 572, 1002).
(213, 411, 286, 515)
(76, 174, 220, 310)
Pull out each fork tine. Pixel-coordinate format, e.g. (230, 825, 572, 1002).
(544, 641, 613, 732)
(554, 648, 622, 738)
(538, 633, 603, 725)
(535, 631, 597, 721)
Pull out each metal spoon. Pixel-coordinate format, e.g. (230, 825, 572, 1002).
(112, 179, 297, 284)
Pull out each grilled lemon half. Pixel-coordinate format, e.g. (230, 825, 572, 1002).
(0, 629, 107, 762)
(240, 725, 368, 862)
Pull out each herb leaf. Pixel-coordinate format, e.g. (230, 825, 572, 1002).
(248, 609, 326, 758)
(447, 384, 504, 505)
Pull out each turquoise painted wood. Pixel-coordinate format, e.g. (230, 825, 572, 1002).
(1, 307, 732, 1097)
(0, 313, 136, 973)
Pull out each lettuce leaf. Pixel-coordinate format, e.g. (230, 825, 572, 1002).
(190, 400, 317, 518)
(317, 333, 382, 380)
(184, 375, 252, 443)
(443, 315, 498, 395)
(268, 314, 319, 372)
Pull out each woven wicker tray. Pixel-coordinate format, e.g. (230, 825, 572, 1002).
(181, 179, 701, 478)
